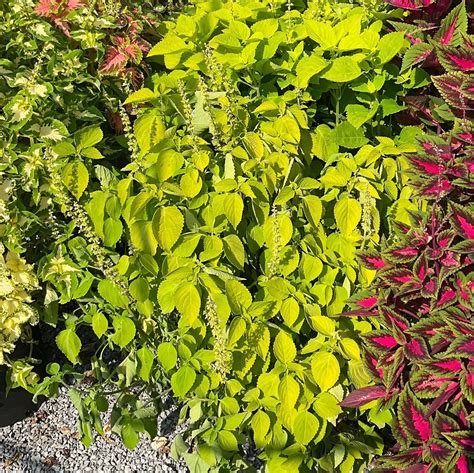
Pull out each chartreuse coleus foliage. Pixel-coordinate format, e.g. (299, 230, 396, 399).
(45, 0, 429, 470)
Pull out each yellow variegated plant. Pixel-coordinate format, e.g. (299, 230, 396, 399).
(0, 243, 39, 366)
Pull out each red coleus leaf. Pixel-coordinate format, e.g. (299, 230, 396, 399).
(420, 178, 452, 196)
(405, 338, 429, 360)
(356, 295, 378, 308)
(35, 0, 84, 18)
(443, 431, 474, 452)
(404, 465, 430, 473)
(427, 381, 458, 416)
(100, 47, 128, 74)
(417, 137, 453, 161)
(365, 351, 384, 380)
(358, 251, 386, 270)
(401, 43, 433, 72)
(436, 288, 457, 307)
(434, 1, 468, 47)
(365, 331, 400, 351)
(428, 439, 453, 464)
(385, 269, 414, 285)
(339, 385, 387, 408)
(433, 412, 460, 434)
(460, 371, 474, 403)
(432, 72, 474, 111)
(437, 45, 474, 73)
(448, 336, 474, 357)
(380, 306, 410, 331)
(399, 388, 432, 442)
(386, 0, 433, 9)
(450, 203, 474, 239)
(455, 454, 470, 473)
(409, 156, 446, 175)
(431, 359, 463, 373)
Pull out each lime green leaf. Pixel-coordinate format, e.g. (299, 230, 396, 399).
(302, 195, 322, 228)
(310, 315, 336, 337)
(274, 115, 300, 144)
(152, 206, 184, 251)
(129, 277, 150, 302)
(334, 197, 362, 235)
(92, 311, 108, 339)
(295, 55, 328, 88)
(311, 352, 340, 392)
(322, 57, 362, 82)
(274, 332, 297, 364)
(111, 316, 136, 348)
(154, 150, 184, 182)
(278, 375, 300, 408)
(312, 124, 339, 161)
(313, 392, 342, 420)
(223, 193, 244, 229)
(134, 112, 166, 153)
(293, 411, 319, 445)
(218, 431, 239, 451)
(81, 147, 103, 159)
(300, 254, 323, 281)
(171, 365, 196, 397)
(243, 132, 264, 159)
(137, 346, 154, 382)
(121, 422, 139, 450)
(305, 20, 337, 49)
(227, 316, 247, 346)
(97, 280, 128, 308)
(225, 280, 252, 314)
(345, 104, 377, 129)
(378, 32, 406, 64)
(175, 283, 201, 324)
(251, 410, 271, 449)
(223, 235, 245, 270)
(75, 126, 103, 150)
(130, 220, 158, 255)
(63, 160, 89, 200)
(332, 122, 369, 148)
(148, 34, 189, 56)
(103, 218, 123, 247)
(56, 328, 81, 364)
(53, 141, 76, 157)
(157, 342, 178, 372)
(124, 88, 157, 105)
(339, 337, 361, 360)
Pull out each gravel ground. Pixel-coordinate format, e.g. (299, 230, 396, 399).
(0, 388, 187, 473)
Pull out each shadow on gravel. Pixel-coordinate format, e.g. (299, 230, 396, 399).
(0, 439, 56, 472)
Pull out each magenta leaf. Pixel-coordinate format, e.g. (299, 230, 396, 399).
(358, 251, 386, 270)
(339, 385, 387, 408)
(434, 1, 468, 47)
(399, 388, 432, 442)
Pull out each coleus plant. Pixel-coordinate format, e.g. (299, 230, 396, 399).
(387, 0, 474, 129)
(341, 130, 474, 472)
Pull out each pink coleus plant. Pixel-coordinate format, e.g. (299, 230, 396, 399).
(341, 132, 473, 472)
(388, 1, 474, 127)
(35, 0, 85, 36)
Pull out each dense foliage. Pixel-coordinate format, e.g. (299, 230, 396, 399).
(340, 1, 474, 472)
(0, 0, 165, 369)
(342, 132, 473, 472)
(0, 0, 471, 471)
(53, 0, 425, 470)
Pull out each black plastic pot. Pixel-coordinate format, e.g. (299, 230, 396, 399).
(0, 336, 44, 427)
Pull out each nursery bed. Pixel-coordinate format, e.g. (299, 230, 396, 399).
(0, 388, 186, 473)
